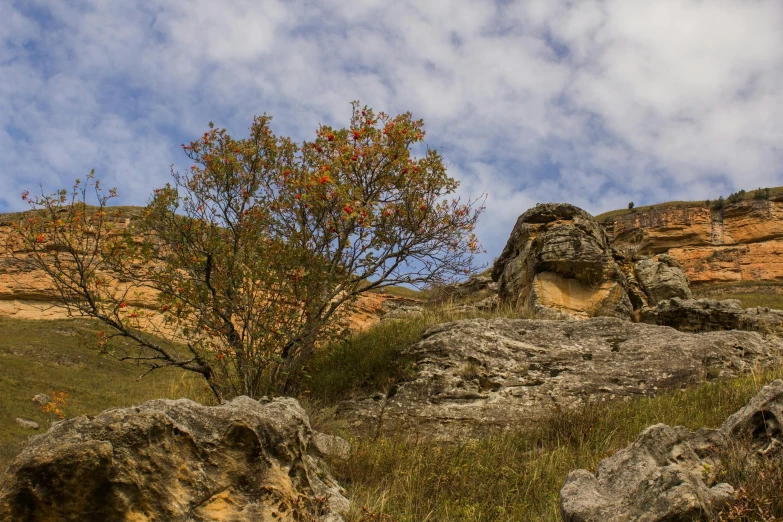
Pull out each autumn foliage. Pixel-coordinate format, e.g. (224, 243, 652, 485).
(9, 103, 485, 400)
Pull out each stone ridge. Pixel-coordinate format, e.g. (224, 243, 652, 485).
(336, 317, 783, 440)
(492, 203, 634, 319)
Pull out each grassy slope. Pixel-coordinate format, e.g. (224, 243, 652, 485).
(0, 317, 210, 469)
(1, 310, 781, 520)
(595, 186, 783, 222)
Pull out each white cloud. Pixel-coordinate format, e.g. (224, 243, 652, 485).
(2, 0, 783, 261)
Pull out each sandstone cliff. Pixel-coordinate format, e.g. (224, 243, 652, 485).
(0, 209, 414, 330)
(600, 197, 783, 286)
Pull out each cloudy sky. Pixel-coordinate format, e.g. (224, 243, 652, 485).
(2, 0, 783, 262)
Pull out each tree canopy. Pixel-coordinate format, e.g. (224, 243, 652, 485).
(9, 102, 485, 400)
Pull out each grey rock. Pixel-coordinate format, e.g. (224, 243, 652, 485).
(722, 379, 783, 457)
(337, 317, 783, 439)
(14, 418, 39, 430)
(310, 432, 351, 460)
(634, 255, 692, 305)
(380, 304, 424, 322)
(0, 397, 348, 522)
(560, 425, 733, 521)
(641, 297, 783, 333)
(31, 394, 49, 406)
(560, 377, 783, 521)
(492, 203, 633, 319)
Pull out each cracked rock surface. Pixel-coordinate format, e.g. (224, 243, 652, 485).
(337, 317, 783, 440)
(0, 396, 348, 522)
(560, 379, 783, 522)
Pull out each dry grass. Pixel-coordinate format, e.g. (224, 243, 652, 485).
(3, 307, 783, 520)
(333, 369, 783, 521)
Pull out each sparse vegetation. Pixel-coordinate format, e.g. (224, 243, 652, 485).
(693, 281, 783, 310)
(334, 364, 783, 521)
(9, 103, 486, 400)
(595, 186, 783, 222)
(2, 303, 783, 520)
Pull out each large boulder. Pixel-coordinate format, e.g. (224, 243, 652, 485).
(337, 317, 783, 440)
(560, 379, 783, 521)
(0, 397, 349, 522)
(634, 254, 692, 305)
(560, 425, 733, 521)
(492, 203, 633, 319)
(641, 297, 783, 333)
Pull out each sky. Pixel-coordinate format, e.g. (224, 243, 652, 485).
(2, 0, 783, 264)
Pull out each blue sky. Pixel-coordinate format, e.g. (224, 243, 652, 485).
(2, 0, 783, 263)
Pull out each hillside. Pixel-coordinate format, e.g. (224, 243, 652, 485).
(0, 206, 417, 329)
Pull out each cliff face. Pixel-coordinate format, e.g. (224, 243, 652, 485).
(603, 198, 783, 286)
(0, 211, 411, 329)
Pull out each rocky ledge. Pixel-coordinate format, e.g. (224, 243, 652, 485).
(0, 397, 349, 522)
(337, 317, 783, 440)
(642, 297, 783, 333)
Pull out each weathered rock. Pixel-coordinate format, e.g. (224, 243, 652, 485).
(559, 377, 783, 521)
(14, 418, 39, 430)
(641, 297, 783, 333)
(310, 432, 351, 461)
(634, 254, 692, 305)
(492, 203, 633, 319)
(560, 425, 733, 522)
(380, 304, 424, 322)
(31, 394, 49, 406)
(337, 317, 783, 439)
(722, 379, 783, 457)
(0, 396, 348, 522)
(432, 274, 498, 302)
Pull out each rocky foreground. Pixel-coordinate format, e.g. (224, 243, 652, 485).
(561, 379, 783, 521)
(0, 397, 349, 522)
(337, 317, 783, 439)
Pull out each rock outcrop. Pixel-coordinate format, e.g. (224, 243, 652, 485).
(492, 203, 633, 319)
(0, 396, 349, 522)
(560, 425, 733, 521)
(601, 198, 783, 286)
(560, 379, 783, 522)
(641, 297, 783, 333)
(337, 317, 783, 440)
(491, 203, 693, 319)
(723, 379, 783, 457)
(634, 254, 692, 305)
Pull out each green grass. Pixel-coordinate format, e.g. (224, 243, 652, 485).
(708, 293, 783, 310)
(0, 317, 211, 471)
(692, 281, 783, 309)
(336, 369, 783, 522)
(370, 285, 429, 300)
(3, 309, 783, 521)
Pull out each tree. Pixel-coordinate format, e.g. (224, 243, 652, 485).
(627, 202, 634, 210)
(8, 103, 486, 400)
